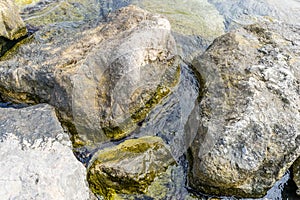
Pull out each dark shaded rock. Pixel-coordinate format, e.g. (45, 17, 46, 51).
(188, 21, 300, 198)
(87, 136, 175, 199)
(293, 157, 300, 196)
(0, 104, 90, 199)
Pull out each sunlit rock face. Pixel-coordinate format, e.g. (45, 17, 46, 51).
(0, 5, 180, 147)
(188, 21, 300, 198)
(0, 0, 27, 40)
(0, 104, 90, 200)
(0, 0, 27, 56)
(1, 0, 300, 199)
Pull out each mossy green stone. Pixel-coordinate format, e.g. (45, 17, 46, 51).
(87, 136, 175, 199)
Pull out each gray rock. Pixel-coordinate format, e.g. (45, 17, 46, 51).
(0, 0, 27, 40)
(0, 104, 90, 200)
(188, 21, 300, 198)
(87, 136, 176, 199)
(0, 6, 180, 147)
(0, 0, 27, 56)
(293, 157, 300, 196)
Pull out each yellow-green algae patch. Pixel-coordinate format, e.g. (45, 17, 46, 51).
(87, 136, 176, 199)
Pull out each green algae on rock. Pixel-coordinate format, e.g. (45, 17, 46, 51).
(72, 6, 181, 145)
(87, 136, 176, 199)
(188, 21, 300, 198)
(0, 5, 180, 147)
(0, 0, 27, 57)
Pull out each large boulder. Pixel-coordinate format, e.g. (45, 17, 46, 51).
(87, 136, 175, 199)
(188, 20, 300, 198)
(0, 104, 90, 200)
(0, 6, 180, 146)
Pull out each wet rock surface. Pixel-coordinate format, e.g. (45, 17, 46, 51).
(188, 21, 300, 198)
(0, 5, 180, 147)
(0, 0, 27, 40)
(0, 104, 89, 200)
(0, 0, 299, 199)
(87, 136, 175, 199)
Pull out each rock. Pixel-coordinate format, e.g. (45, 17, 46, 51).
(0, 0, 27, 40)
(0, 104, 90, 200)
(293, 157, 300, 196)
(0, 0, 27, 56)
(188, 21, 300, 198)
(87, 136, 176, 199)
(0, 6, 180, 146)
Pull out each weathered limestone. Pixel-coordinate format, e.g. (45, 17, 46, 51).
(0, 6, 180, 146)
(188, 20, 300, 197)
(0, 104, 90, 200)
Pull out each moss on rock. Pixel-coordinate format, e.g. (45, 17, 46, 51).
(87, 136, 176, 199)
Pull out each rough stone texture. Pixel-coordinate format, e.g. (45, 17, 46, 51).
(0, 104, 90, 200)
(0, 0, 27, 56)
(188, 21, 300, 198)
(0, 0, 27, 40)
(87, 136, 175, 199)
(0, 6, 180, 146)
(293, 157, 300, 196)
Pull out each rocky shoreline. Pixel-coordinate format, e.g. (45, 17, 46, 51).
(0, 0, 299, 200)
